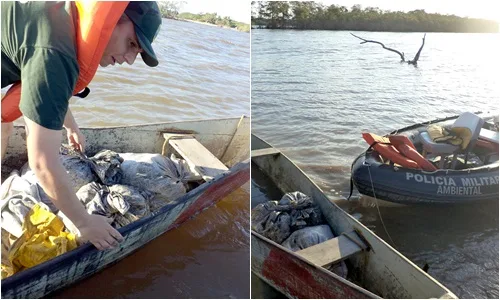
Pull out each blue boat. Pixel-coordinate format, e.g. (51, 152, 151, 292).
(351, 112, 499, 204)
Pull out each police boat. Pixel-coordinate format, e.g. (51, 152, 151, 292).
(350, 112, 499, 204)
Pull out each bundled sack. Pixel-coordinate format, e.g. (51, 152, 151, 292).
(281, 224, 334, 252)
(21, 146, 123, 194)
(110, 184, 152, 227)
(88, 150, 124, 185)
(279, 192, 324, 228)
(169, 154, 202, 182)
(75, 182, 152, 229)
(1, 171, 56, 238)
(21, 147, 96, 194)
(118, 153, 191, 208)
(251, 192, 324, 244)
(251, 201, 292, 244)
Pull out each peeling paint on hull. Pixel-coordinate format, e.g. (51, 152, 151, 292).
(252, 233, 375, 299)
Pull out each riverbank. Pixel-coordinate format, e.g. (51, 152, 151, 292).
(176, 18, 249, 32)
(163, 15, 250, 33)
(252, 2, 499, 33)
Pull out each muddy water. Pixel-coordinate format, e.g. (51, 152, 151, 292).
(53, 186, 250, 299)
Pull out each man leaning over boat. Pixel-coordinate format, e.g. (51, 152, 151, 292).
(1, 1, 162, 250)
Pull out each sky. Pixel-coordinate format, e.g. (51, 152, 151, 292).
(180, 0, 500, 24)
(180, 0, 250, 24)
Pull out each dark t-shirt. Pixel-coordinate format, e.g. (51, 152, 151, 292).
(1, 1, 79, 130)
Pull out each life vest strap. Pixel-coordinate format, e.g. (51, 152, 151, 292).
(74, 87, 90, 98)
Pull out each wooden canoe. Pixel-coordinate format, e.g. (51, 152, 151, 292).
(1, 117, 250, 299)
(251, 134, 457, 299)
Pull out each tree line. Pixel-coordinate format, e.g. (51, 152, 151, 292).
(251, 1, 499, 33)
(158, 1, 250, 32)
(177, 12, 250, 32)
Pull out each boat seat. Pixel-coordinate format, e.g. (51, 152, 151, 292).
(420, 131, 459, 154)
(163, 133, 228, 181)
(419, 112, 484, 169)
(296, 231, 368, 268)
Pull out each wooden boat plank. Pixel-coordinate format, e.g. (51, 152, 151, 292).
(165, 134, 229, 180)
(296, 232, 367, 267)
(251, 148, 281, 158)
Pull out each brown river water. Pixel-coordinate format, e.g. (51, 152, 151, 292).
(3, 18, 250, 298)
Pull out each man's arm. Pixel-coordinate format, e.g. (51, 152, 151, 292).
(24, 116, 123, 250)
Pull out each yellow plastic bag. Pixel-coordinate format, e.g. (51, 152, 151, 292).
(3, 204, 77, 278)
(1, 229, 16, 279)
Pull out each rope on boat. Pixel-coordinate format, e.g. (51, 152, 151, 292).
(367, 165, 397, 248)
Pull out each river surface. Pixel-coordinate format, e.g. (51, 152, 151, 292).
(41, 18, 250, 298)
(251, 29, 499, 299)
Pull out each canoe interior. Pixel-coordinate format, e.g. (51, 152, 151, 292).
(251, 135, 456, 299)
(2, 117, 250, 181)
(1, 117, 250, 298)
(251, 164, 378, 299)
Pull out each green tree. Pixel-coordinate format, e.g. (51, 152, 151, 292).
(158, 1, 186, 18)
(253, 1, 498, 32)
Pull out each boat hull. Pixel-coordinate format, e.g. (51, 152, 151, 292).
(252, 231, 376, 299)
(352, 152, 498, 204)
(352, 112, 499, 204)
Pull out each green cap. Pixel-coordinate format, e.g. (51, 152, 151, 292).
(125, 1, 162, 67)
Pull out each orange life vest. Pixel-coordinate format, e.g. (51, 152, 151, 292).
(362, 132, 420, 169)
(363, 132, 438, 171)
(388, 135, 437, 171)
(1, 1, 129, 123)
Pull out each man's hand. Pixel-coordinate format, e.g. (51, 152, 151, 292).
(77, 215, 124, 250)
(67, 127, 86, 153)
(24, 116, 123, 251)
